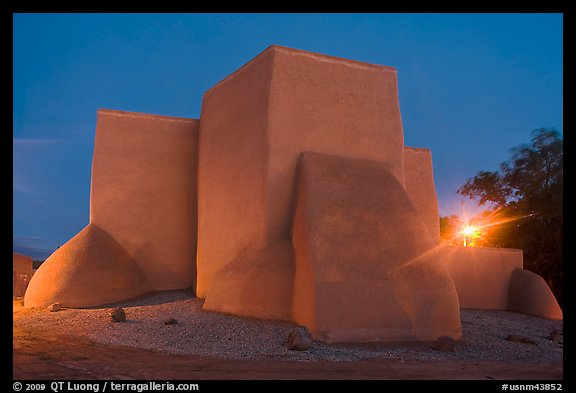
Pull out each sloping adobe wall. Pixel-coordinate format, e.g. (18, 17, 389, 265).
(198, 45, 406, 321)
(291, 152, 461, 342)
(508, 268, 563, 320)
(25, 109, 199, 307)
(89, 109, 199, 291)
(24, 224, 151, 308)
(443, 246, 523, 310)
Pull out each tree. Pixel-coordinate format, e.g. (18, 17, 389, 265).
(440, 210, 507, 247)
(440, 215, 463, 245)
(457, 128, 563, 306)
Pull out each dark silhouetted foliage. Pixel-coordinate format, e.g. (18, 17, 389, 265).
(457, 128, 563, 306)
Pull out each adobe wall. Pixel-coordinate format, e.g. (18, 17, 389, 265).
(24, 224, 151, 308)
(291, 153, 461, 342)
(197, 50, 274, 300)
(90, 109, 199, 291)
(201, 241, 295, 320)
(508, 268, 563, 320)
(266, 46, 406, 241)
(21, 44, 562, 338)
(13, 252, 33, 297)
(197, 45, 406, 305)
(443, 246, 523, 310)
(404, 147, 441, 243)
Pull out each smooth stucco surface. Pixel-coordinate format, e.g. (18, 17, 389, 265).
(197, 45, 406, 305)
(25, 109, 198, 307)
(22, 44, 561, 337)
(443, 246, 523, 310)
(196, 49, 274, 300)
(404, 147, 441, 243)
(24, 224, 151, 308)
(508, 268, 563, 320)
(202, 241, 295, 320)
(291, 153, 461, 342)
(91, 109, 198, 291)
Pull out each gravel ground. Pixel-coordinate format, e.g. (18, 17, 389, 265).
(14, 290, 563, 362)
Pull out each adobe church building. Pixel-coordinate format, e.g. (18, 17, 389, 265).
(24, 46, 562, 342)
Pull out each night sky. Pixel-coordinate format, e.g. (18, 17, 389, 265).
(13, 13, 563, 260)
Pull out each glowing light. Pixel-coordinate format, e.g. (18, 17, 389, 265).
(459, 224, 482, 247)
(441, 202, 534, 248)
(461, 225, 478, 237)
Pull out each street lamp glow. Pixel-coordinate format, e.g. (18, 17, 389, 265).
(460, 225, 480, 247)
(461, 225, 477, 237)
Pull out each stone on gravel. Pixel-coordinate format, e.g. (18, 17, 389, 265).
(506, 334, 537, 345)
(548, 330, 562, 342)
(430, 336, 455, 352)
(111, 307, 126, 322)
(47, 303, 62, 312)
(14, 290, 564, 363)
(164, 318, 178, 325)
(286, 326, 313, 351)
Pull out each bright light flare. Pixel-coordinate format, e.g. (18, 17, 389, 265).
(442, 205, 534, 247)
(460, 209, 533, 247)
(460, 225, 478, 237)
(460, 224, 481, 247)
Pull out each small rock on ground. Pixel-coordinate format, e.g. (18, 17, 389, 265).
(111, 308, 126, 322)
(286, 326, 313, 351)
(430, 336, 455, 352)
(506, 334, 537, 345)
(164, 318, 178, 325)
(47, 303, 62, 312)
(548, 330, 562, 342)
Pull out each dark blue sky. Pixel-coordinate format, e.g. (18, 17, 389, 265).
(13, 13, 563, 259)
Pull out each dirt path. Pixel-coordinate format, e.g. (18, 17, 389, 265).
(13, 326, 562, 380)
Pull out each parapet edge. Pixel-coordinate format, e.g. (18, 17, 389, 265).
(447, 245, 524, 254)
(405, 146, 432, 154)
(204, 44, 397, 98)
(97, 108, 198, 124)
